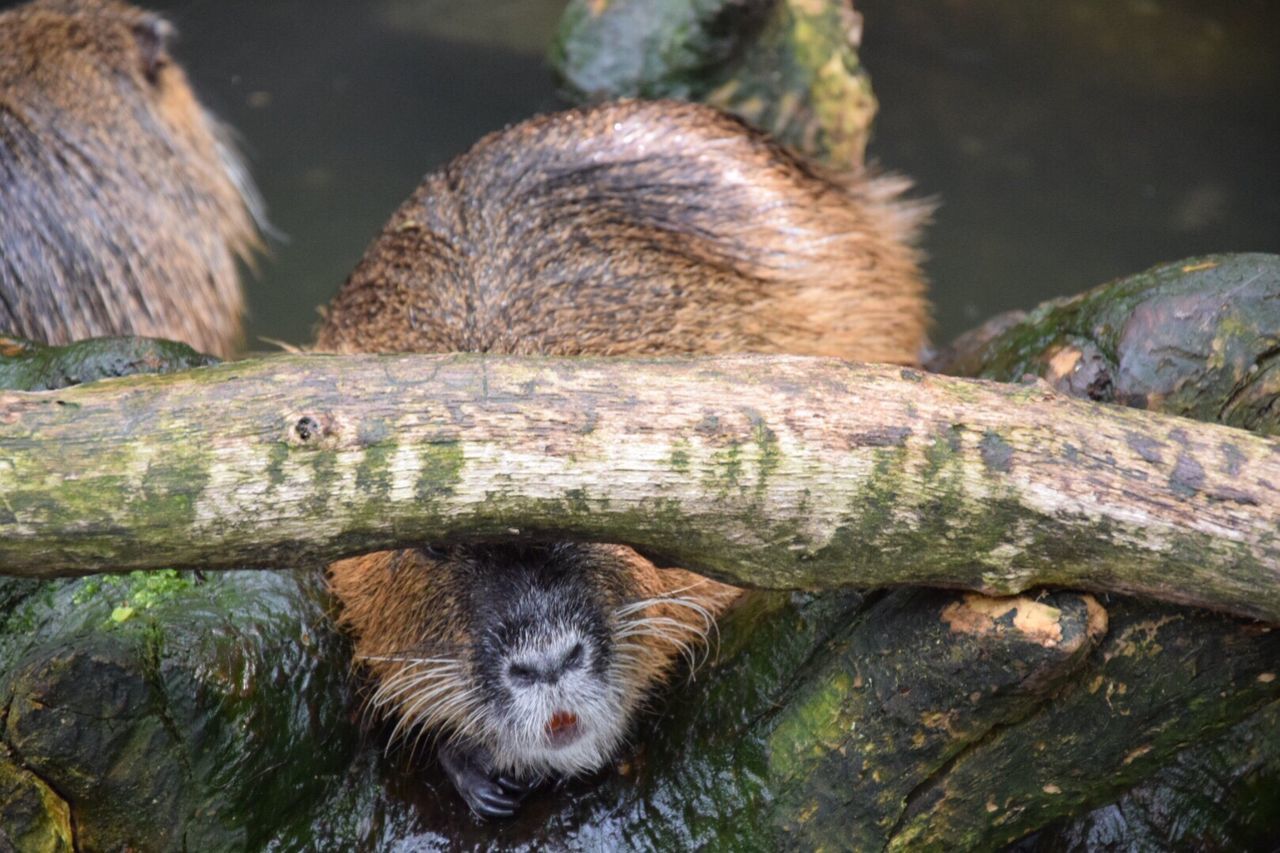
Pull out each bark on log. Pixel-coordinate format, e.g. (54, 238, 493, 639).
(2, 353, 1278, 620)
(1033, 698, 1280, 851)
(889, 599, 1280, 850)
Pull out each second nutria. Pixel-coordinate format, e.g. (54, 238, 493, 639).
(320, 99, 930, 817)
(0, 0, 263, 358)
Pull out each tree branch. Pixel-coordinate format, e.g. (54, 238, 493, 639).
(1, 353, 1277, 619)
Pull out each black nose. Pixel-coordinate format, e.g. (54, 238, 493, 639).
(508, 641, 585, 686)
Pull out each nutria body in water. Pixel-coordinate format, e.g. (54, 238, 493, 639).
(320, 99, 930, 817)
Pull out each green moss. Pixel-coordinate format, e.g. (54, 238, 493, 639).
(646, 496, 692, 534)
(415, 440, 464, 504)
(345, 443, 398, 530)
(768, 669, 856, 778)
(0, 758, 73, 853)
(922, 427, 963, 482)
(264, 442, 290, 490)
(301, 452, 338, 517)
(0, 335, 216, 392)
(753, 419, 781, 491)
(812, 446, 908, 577)
(136, 448, 209, 533)
(353, 443, 394, 499)
(70, 570, 194, 627)
(124, 571, 192, 610)
(564, 488, 593, 515)
(709, 442, 743, 493)
(70, 579, 102, 606)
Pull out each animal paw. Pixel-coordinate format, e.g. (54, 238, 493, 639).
(438, 742, 537, 819)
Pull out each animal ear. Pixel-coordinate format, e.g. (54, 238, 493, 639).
(132, 13, 176, 84)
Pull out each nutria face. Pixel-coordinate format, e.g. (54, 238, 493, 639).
(332, 543, 732, 780)
(464, 545, 632, 776)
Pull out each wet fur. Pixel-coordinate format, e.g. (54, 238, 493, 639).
(0, 0, 263, 357)
(315, 99, 928, 361)
(321, 99, 930, 781)
(329, 544, 738, 778)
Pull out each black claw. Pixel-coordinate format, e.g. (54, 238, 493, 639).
(470, 788, 517, 819)
(438, 741, 537, 819)
(496, 774, 538, 794)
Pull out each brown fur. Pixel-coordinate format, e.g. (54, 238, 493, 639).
(320, 99, 931, 755)
(315, 99, 929, 361)
(328, 546, 739, 741)
(0, 0, 262, 357)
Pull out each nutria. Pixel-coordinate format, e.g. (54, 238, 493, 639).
(320, 98, 930, 817)
(327, 543, 740, 817)
(0, 0, 263, 358)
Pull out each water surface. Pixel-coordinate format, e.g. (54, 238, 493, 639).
(8, 0, 1278, 345)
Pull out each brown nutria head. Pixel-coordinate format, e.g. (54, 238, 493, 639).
(0, 0, 263, 357)
(315, 98, 929, 364)
(329, 544, 737, 781)
(320, 98, 929, 814)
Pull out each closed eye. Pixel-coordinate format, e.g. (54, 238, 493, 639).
(563, 642, 584, 670)
(508, 663, 536, 683)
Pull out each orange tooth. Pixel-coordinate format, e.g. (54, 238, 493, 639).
(548, 710, 579, 736)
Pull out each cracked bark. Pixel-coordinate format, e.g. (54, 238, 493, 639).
(1, 352, 1278, 622)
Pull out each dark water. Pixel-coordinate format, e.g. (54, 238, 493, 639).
(6, 0, 1277, 346)
(139, 0, 568, 348)
(857, 0, 1280, 336)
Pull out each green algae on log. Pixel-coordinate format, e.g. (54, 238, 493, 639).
(551, 0, 878, 168)
(2, 351, 1279, 620)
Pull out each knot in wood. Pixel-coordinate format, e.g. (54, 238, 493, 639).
(294, 416, 322, 442)
(287, 413, 334, 448)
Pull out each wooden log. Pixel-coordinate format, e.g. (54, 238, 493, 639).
(1, 353, 1278, 620)
(889, 599, 1280, 850)
(0, 334, 216, 393)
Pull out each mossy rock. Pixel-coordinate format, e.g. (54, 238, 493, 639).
(0, 570, 354, 851)
(1027, 700, 1280, 852)
(0, 334, 217, 393)
(931, 253, 1280, 435)
(550, 0, 878, 168)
